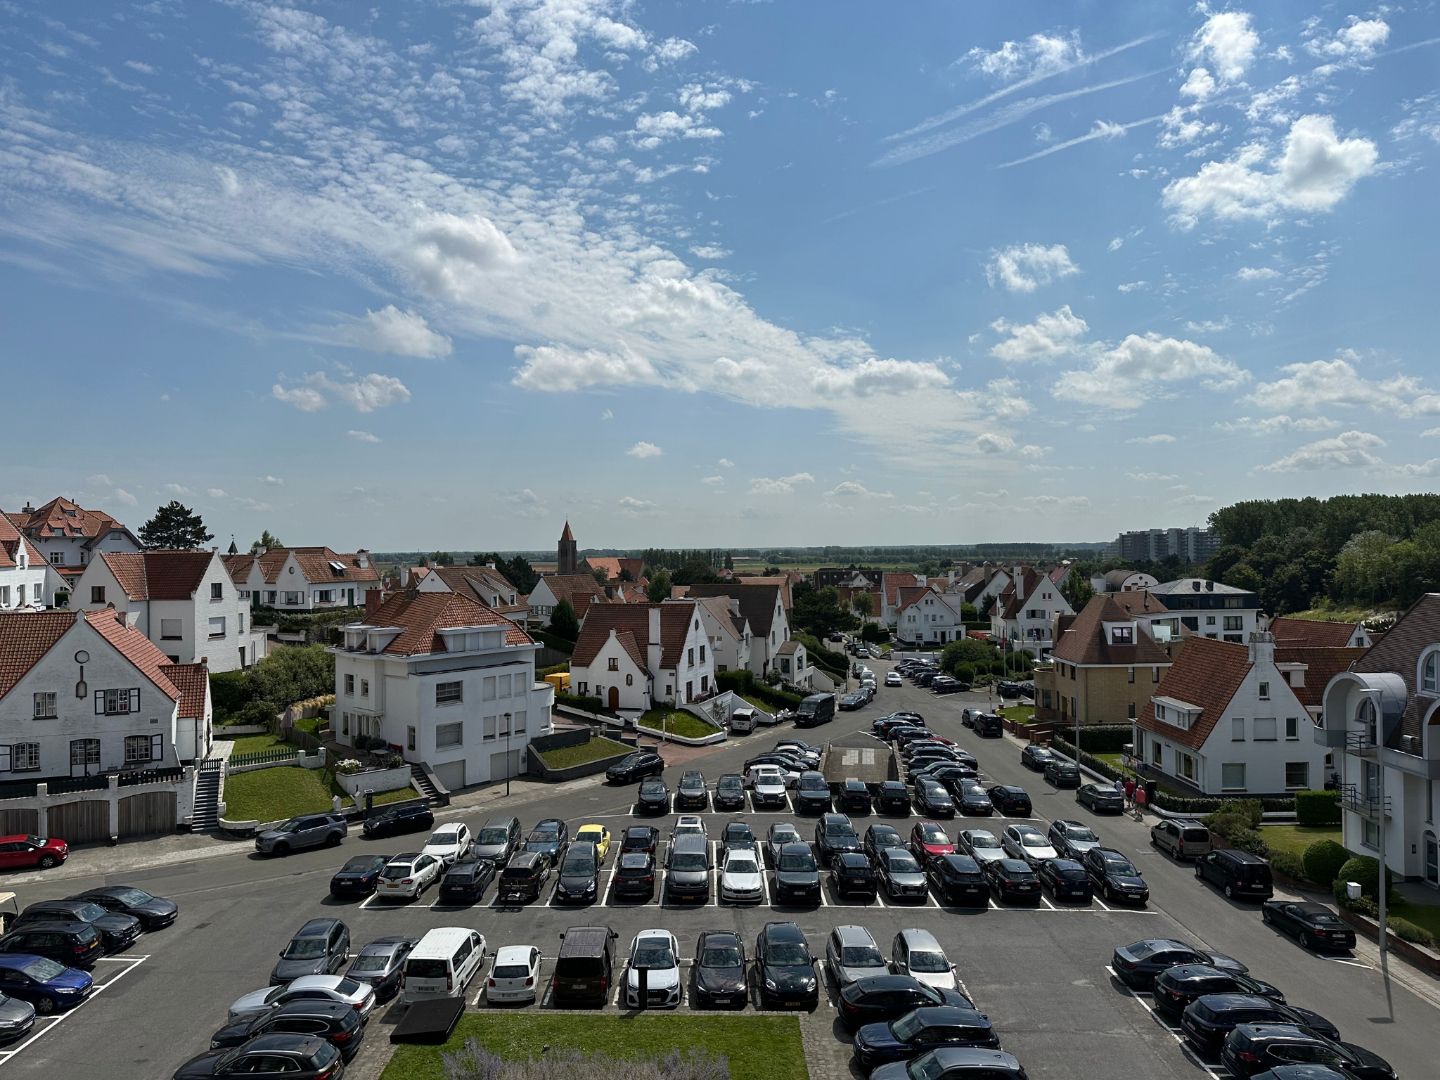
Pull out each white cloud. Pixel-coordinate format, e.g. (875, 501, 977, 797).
(975, 432, 1014, 455)
(328, 305, 452, 358)
(689, 244, 730, 261)
(163, 483, 193, 497)
(600, 408, 614, 421)
(1056, 334, 1248, 409)
(1214, 415, 1340, 435)
(1424, 428, 1440, 439)
(112, 488, 137, 507)
(1125, 433, 1178, 445)
(1236, 266, 1280, 281)
(347, 429, 381, 443)
(1026, 494, 1089, 510)
(1158, 105, 1221, 149)
(826, 481, 894, 500)
(1190, 11, 1260, 84)
(272, 383, 328, 412)
(1107, 236, 1125, 252)
(1127, 471, 1179, 481)
(954, 377, 1032, 420)
(717, 458, 734, 469)
(618, 495, 663, 516)
(985, 243, 1078, 292)
(964, 31, 1084, 82)
(626, 440, 663, 459)
(808, 358, 950, 397)
(513, 345, 657, 392)
(273, 370, 411, 413)
(402, 212, 518, 301)
(504, 488, 547, 519)
(749, 473, 814, 496)
(1246, 354, 1440, 417)
(990, 305, 1088, 362)
(1117, 281, 1146, 294)
(1179, 66, 1216, 101)
(1172, 493, 1215, 507)
(1258, 430, 1387, 472)
(1304, 17, 1389, 61)
(701, 475, 725, 486)
(1163, 115, 1379, 229)
(260, 475, 285, 486)
(86, 473, 114, 488)
(1184, 317, 1230, 334)
(632, 110, 723, 150)
(207, 488, 227, 498)
(1017, 443, 1049, 459)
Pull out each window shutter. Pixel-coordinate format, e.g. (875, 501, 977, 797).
(130, 688, 140, 713)
(94, 691, 104, 715)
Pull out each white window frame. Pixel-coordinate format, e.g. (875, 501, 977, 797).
(124, 734, 163, 765)
(436, 681, 464, 706)
(12, 743, 40, 772)
(1421, 650, 1439, 695)
(160, 618, 183, 641)
(1220, 762, 1246, 791)
(344, 673, 355, 695)
(32, 692, 57, 720)
(1253, 716, 1277, 742)
(1231, 717, 1245, 741)
(1285, 716, 1300, 740)
(1284, 761, 1310, 790)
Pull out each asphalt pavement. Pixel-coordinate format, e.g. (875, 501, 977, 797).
(2, 652, 1435, 1080)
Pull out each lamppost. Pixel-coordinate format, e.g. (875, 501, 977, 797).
(1357, 687, 1390, 1011)
(504, 711, 513, 798)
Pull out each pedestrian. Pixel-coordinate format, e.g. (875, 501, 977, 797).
(1135, 783, 1148, 819)
(1123, 776, 1137, 809)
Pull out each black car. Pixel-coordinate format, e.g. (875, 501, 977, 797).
(1111, 939, 1223, 990)
(874, 715, 925, 737)
(553, 842, 601, 905)
(68, 886, 177, 931)
(983, 858, 1040, 904)
(438, 858, 496, 905)
(1222, 1025, 1397, 1080)
(270, 918, 350, 985)
(1076, 783, 1125, 813)
(1181, 994, 1340, 1055)
(987, 786, 1032, 816)
(876, 848, 929, 903)
(837, 975, 973, 1031)
(927, 854, 989, 906)
(497, 851, 550, 903)
(345, 935, 414, 1002)
(1037, 858, 1092, 902)
(522, 818, 569, 864)
(612, 852, 657, 900)
(921, 765, 982, 794)
(0, 921, 103, 968)
(914, 781, 956, 819)
(15, 900, 141, 953)
(1083, 847, 1149, 905)
(773, 842, 822, 905)
(838, 779, 873, 814)
(712, 774, 746, 812)
(840, 691, 868, 711)
(635, 778, 671, 815)
(795, 772, 833, 814)
(720, 820, 759, 858)
(360, 802, 434, 839)
(328, 855, 390, 899)
(675, 770, 709, 810)
(1019, 745, 1054, 772)
(864, 824, 906, 864)
(619, 825, 658, 857)
(755, 922, 819, 1010)
(693, 931, 747, 1009)
(606, 751, 664, 784)
(172, 1034, 343, 1080)
(876, 781, 911, 816)
(208, 1000, 363, 1060)
(1043, 759, 1081, 788)
(816, 814, 862, 861)
(1047, 820, 1102, 861)
(1196, 849, 1275, 901)
(1153, 965, 1285, 1020)
(954, 784, 993, 816)
(1261, 901, 1357, 952)
(972, 713, 1004, 738)
(831, 852, 879, 900)
(997, 680, 1025, 699)
(853, 1005, 1000, 1070)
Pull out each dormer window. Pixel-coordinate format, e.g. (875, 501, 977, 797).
(1421, 650, 1439, 695)
(1110, 625, 1133, 644)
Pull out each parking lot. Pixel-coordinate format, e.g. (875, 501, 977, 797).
(3, 652, 1435, 1080)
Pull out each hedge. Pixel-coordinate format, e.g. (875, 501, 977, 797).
(1333, 855, 1393, 905)
(554, 691, 608, 715)
(1302, 839, 1351, 887)
(1295, 789, 1341, 826)
(1072, 725, 1133, 754)
(537, 663, 570, 678)
(716, 669, 804, 710)
(1050, 737, 1126, 782)
(1150, 792, 1295, 815)
(1268, 849, 1307, 882)
(1387, 917, 1436, 948)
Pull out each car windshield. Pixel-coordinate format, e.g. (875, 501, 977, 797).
(381, 863, 417, 879)
(349, 954, 389, 973)
(1021, 834, 1048, 848)
(1057, 867, 1089, 882)
(970, 834, 1001, 849)
(66, 903, 104, 921)
(333, 979, 362, 995)
(20, 957, 64, 980)
(620, 855, 650, 871)
(799, 777, 826, 790)
(920, 827, 946, 842)
(1066, 826, 1099, 842)
(477, 828, 509, 845)
(766, 943, 809, 966)
(563, 853, 596, 875)
(718, 778, 741, 790)
(888, 853, 920, 873)
(727, 857, 759, 875)
(493, 962, 531, 979)
(670, 853, 706, 871)
(101, 888, 153, 905)
(825, 822, 853, 836)
(284, 937, 330, 959)
(908, 950, 949, 973)
(533, 822, 561, 837)
(633, 943, 674, 969)
(429, 829, 462, 845)
(342, 858, 379, 872)
(1108, 860, 1139, 876)
(701, 945, 742, 967)
(640, 781, 664, 794)
(841, 946, 884, 966)
(771, 829, 799, 844)
(779, 852, 816, 872)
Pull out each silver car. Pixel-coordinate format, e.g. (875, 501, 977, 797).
(959, 830, 1006, 866)
(228, 975, 375, 1024)
(825, 925, 887, 988)
(253, 814, 347, 856)
(1002, 825, 1057, 867)
(890, 928, 957, 992)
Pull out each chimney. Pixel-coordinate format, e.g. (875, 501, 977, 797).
(647, 605, 663, 674)
(364, 589, 383, 622)
(1205, 580, 1214, 591)
(1248, 630, 1275, 665)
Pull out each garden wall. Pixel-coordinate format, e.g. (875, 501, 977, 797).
(335, 765, 413, 797)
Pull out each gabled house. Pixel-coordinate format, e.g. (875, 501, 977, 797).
(1136, 632, 1362, 796)
(685, 583, 790, 677)
(773, 639, 816, 689)
(5, 497, 141, 581)
(895, 587, 966, 646)
(72, 550, 267, 672)
(331, 591, 549, 794)
(412, 564, 528, 620)
(227, 547, 381, 611)
(879, 572, 921, 628)
(1108, 579, 1260, 645)
(0, 512, 65, 610)
(1317, 594, 1440, 885)
(583, 556, 645, 583)
(990, 567, 1073, 654)
(692, 596, 752, 675)
(527, 573, 608, 628)
(569, 602, 715, 714)
(1037, 595, 1174, 729)
(1268, 616, 1372, 650)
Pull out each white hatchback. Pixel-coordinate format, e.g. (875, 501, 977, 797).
(376, 852, 442, 901)
(486, 944, 542, 1005)
(422, 823, 472, 867)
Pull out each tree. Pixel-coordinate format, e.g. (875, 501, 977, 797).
(852, 592, 873, 621)
(550, 599, 580, 642)
(428, 550, 455, 567)
(618, 568, 635, 582)
(250, 530, 284, 554)
(593, 566, 609, 584)
(790, 582, 856, 639)
(647, 570, 673, 604)
(1061, 573, 1094, 612)
(140, 501, 213, 550)
(724, 552, 734, 571)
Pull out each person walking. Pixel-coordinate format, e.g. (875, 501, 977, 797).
(1134, 782, 1148, 821)
(1123, 776, 1137, 811)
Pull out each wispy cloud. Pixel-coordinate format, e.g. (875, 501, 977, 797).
(996, 114, 1163, 168)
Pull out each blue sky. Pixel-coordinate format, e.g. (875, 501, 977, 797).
(2, 2, 1438, 551)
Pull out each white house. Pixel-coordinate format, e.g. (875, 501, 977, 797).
(1110, 579, 1262, 645)
(773, 639, 818, 690)
(0, 513, 65, 610)
(72, 550, 267, 673)
(525, 573, 607, 628)
(686, 584, 790, 677)
(896, 587, 966, 646)
(990, 567, 1074, 654)
(331, 590, 552, 794)
(228, 547, 382, 611)
(1317, 594, 1440, 886)
(1090, 569, 1160, 594)
(0, 608, 213, 780)
(412, 564, 529, 621)
(692, 596, 753, 675)
(570, 602, 715, 714)
(1135, 632, 1363, 796)
(5, 498, 141, 580)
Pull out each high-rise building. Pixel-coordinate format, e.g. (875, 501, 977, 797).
(1114, 526, 1218, 564)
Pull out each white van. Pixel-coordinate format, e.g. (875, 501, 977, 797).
(400, 927, 488, 1004)
(729, 708, 757, 734)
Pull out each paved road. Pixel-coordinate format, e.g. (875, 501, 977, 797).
(3, 654, 1434, 1080)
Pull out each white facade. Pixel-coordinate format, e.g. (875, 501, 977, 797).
(897, 590, 965, 645)
(992, 577, 1073, 654)
(774, 641, 814, 689)
(244, 551, 382, 611)
(693, 599, 752, 675)
(570, 630, 653, 714)
(0, 549, 54, 611)
(28, 528, 138, 570)
(748, 594, 791, 678)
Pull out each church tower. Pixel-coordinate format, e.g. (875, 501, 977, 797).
(558, 521, 578, 575)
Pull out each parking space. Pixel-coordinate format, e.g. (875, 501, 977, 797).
(0, 954, 149, 1069)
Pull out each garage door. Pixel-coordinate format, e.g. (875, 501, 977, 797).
(48, 800, 110, 844)
(118, 792, 176, 838)
(433, 760, 465, 792)
(0, 809, 38, 835)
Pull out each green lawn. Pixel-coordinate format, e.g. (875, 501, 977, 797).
(638, 710, 718, 739)
(222, 765, 405, 821)
(536, 736, 632, 770)
(1259, 824, 1344, 859)
(222, 731, 287, 756)
(1389, 896, 1440, 940)
(381, 1013, 808, 1080)
(998, 705, 1035, 724)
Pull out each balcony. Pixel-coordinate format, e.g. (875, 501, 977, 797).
(1338, 783, 1391, 820)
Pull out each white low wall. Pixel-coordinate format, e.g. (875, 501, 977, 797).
(226, 751, 326, 775)
(335, 765, 413, 797)
(0, 770, 195, 841)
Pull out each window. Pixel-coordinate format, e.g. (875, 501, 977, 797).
(483, 715, 497, 740)
(315, 589, 334, 604)
(436, 681, 463, 706)
(1285, 716, 1300, 740)
(1362, 818, 1380, 850)
(96, 688, 140, 715)
(210, 582, 223, 601)
(1258, 681, 1270, 700)
(160, 618, 182, 640)
(32, 693, 57, 720)
(50, 552, 64, 565)
(90, 586, 105, 604)
(1224, 616, 1243, 632)
(1231, 718, 1245, 741)
(436, 722, 463, 749)
(699, 645, 706, 663)
(124, 734, 163, 764)
(1152, 667, 1161, 682)
(1155, 704, 1167, 722)
(265, 591, 276, 604)
(688, 647, 695, 667)
(207, 616, 225, 639)
(625, 673, 633, 686)
(499, 713, 512, 736)
(482, 676, 496, 701)
(1359, 698, 1379, 745)
(344, 674, 355, 695)
(1110, 626, 1134, 644)
(1205, 615, 1216, 626)
(513, 710, 527, 733)
(1151, 740, 1163, 766)
(407, 726, 416, 752)
(1253, 717, 1277, 741)
(70, 739, 100, 770)
(11, 743, 39, 772)
(284, 591, 301, 605)
(0, 586, 8, 607)
(1178, 753, 1196, 781)
(1221, 763, 1246, 791)
(14, 585, 22, 606)
(238, 611, 245, 633)
(1422, 651, 1440, 694)
(360, 679, 369, 698)
(1127, 702, 1136, 719)
(497, 674, 511, 696)
(1128, 667, 1135, 684)
(1284, 762, 1310, 789)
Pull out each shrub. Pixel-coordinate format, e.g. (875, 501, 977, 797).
(443, 1042, 731, 1080)
(1073, 725, 1134, 754)
(952, 662, 977, 684)
(555, 692, 606, 715)
(335, 759, 363, 775)
(1224, 827, 1269, 856)
(1207, 799, 1262, 830)
(1333, 855, 1393, 905)
(1295, 789, 1342, 826)
(210, 670, 253, 719)
(859, 622, 889, 643)
(1267, 849, 1308, 882)
(1302, 839, 1351, 888)
(1387, 917, 1435, 948)
(235, 699, 279, 728)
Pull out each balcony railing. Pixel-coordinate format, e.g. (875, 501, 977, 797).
(1338, 782, 1390, 819)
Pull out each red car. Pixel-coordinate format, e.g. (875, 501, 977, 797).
(909, 821, 955, 866)
(0, 835, 68, 871)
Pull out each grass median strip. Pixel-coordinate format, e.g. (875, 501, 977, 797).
(639, 710, 718, 739)
(381, 1013, 808, 1080)
(536, 736, 633, 770)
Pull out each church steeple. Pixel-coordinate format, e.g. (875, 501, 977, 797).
(558, 521, 578, 575)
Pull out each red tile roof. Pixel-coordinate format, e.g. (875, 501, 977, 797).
(881, 572, 920, 606)
(895, 585, 936, 613)
(0, 512, 47, 572)
(223, 554, 257, 586)
(366, 591, 532, 655)
(0, 611, 76, 700)
(163, 662, 210, 719)
(1000, 568, 1044, 620)
(253, 547, 379, 585)
(84, 609, 183, 702)
(1268, 617, 1363, 649)
(99, 551, 216, 601)
(424, 565, 527, 615)
(538, 573, 607, 608)
(1051, 595, 1172, 666)
(6, 497, 130, 544)
(572, 603, 697, 671)
(1136, 637, 1252, 749)
(1275, 646, 1367, 710)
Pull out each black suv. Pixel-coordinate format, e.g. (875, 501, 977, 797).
(987, 785, 1031, 816)
(675, 770, 709, 810)
(438, 858, 496, 905)
(0, 921, 103, 968)
(612, 852, 656, 900)
(815, 814, 861, 861)
(795, 772, 833, 814)
(927, 853, 989, 906)
(755, 923, 818, 1010)
(830, 852, 878, 900)
(497, 852, 551, 904)
(773, 842, 821, 905)
(209, 1000, 364, 1060)
(329, 855, 389, 899)
(1020, 745, 1054, 771)
(361, 803, 433, 839)
(1181, 994, 1339, 1055)
(875, 781, 911, 815)
(1083, 847, 1149, 905)
(635, 778, 670, 814)
(1222, 1024, 1396, 1080)
(14, 900, 141, 953)
(1044, 758, 1081, 788)
(605, 751, 664, 784)
(1153, 965, 1284, 1020)
(837, 779, 873, 814)
(712, 774, 746, 811)
(1196, 849, 1275, 901)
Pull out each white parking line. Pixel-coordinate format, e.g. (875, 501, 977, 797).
(1105, 964, 1227, 1080)
(1318, 955, 1370, 968)
(0, 955, 149, 1064)
(1040, 895, 1057, 911)
(1093, 895, 1113, 912)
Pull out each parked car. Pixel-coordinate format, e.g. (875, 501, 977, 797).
(227, 975, 375, 1024)
(421, 823, 472, 867)
(361, 803, 433, 840)
(831, 852, 879, 900)
(375, 853, 442, 902)
(1044, 759, 1081, 788)
(986, 786, 1032, 816)
(635, 778, 671, 815)
(1047, 820, 1102, 861)
(713, 774, 746, 811)
(864, 824, 906, 865)
(837, 975, 973, 1031)
(470, 817, 521, 865)
(755, 922, 819, 1010)
(666, 834, 712, 905)
(997, 680, 1025, 699)
(983, 858, 1041, 905)
(438, 858, 496, 905)
(522, 818, 569, 864)
(914, 781, 956, 819)
(612, 852, 656, 901)
(675, 770, 709, 811)
(172, 1033, 344, 1080)
(773, 842, 821, 905)
(838, 779, 874, 814)
(885, 672, 903, 687)
(720, 820, 758, 858)
(1037, 858, 1092, 903)
(1001, 825, 1056, 867)
(910, 822, 955, 866)
(0, 922, 103, 968)
(606, 751, 664, 784)
(1020, 745, 1054, 772)
(839, 691, 868, 711)
(1151, 819, 1212, 860)
(692, 931, 746, 1009)
(255, 814, 347, 856)
(344, 936, 414, 1002)
(271, 919, 350, 985)
(816, 814, 862, 861)
(496, 852, 550, 904)
(890, 928, 959, 992)
(1110, 939, 1236, 990)
(1195, 849, 1275, 901)
(749, 767, 789, 809)
(926, 854, 989, 907)
(0, 954, 92, 1014)
(67, 886, 177, 931)
(766, 823, 803, 868)
(1083, 848, 1149, 905)
(795, 771, 833, 814)
(854, 1006, 1000, 1070)
(718, 847, 765, 905)
(954, 783, 994, 816)
(620, 825, 658, 857)
(486, 944, 542, 1006)
(826, 925, 888, 988)
(1076, 783, 1125, 814)
(553, 842, 601, 905)
(876, 848, 929, 903)
(623, 929, 682, 1009)
(15, 900, 141, 953)
(328, 856, 389, 900)
(958, 829, 1006, 867)
(208, 1000, 364, 1060)
(875, 781, 912, 815)
(1261, 900, 1357, 952)
(572, 824, 611, 863)
(551, 926, 618, 1009)
(1222, 1024, 1397, 1080)
(1181, 994, 1339, 1055)
(0, 835, 68, 871)
(1153, 965, 1285, 1020)
(869, 1047, 1024, 1080)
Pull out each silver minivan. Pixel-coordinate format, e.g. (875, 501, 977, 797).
(729, 708, 757, 734)
(400, 927, 488, 1004)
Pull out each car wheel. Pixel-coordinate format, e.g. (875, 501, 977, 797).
(1194, 864, 1204, 879)
(1224, 884, 1234, 899)
(1299, 931, 1313, 950)
(1261, 907, 1272, 924)
(37, 854, 56, 869)
(326, 832, 343, 847)
(272, 843, 290, 856)
(33, 995, 56, 1016)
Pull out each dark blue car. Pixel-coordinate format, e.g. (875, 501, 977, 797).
(0, 954, 92, 1014)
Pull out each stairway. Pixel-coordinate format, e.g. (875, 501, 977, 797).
(410, 763, 442, 805)
(192, 761, 223, 830)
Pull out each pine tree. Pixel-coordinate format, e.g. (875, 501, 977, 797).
(140, 501, 213, 550)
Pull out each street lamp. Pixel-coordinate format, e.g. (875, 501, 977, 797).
(504, 711, 513, 798)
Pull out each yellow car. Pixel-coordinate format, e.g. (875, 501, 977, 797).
(573, 823, 611, 863)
